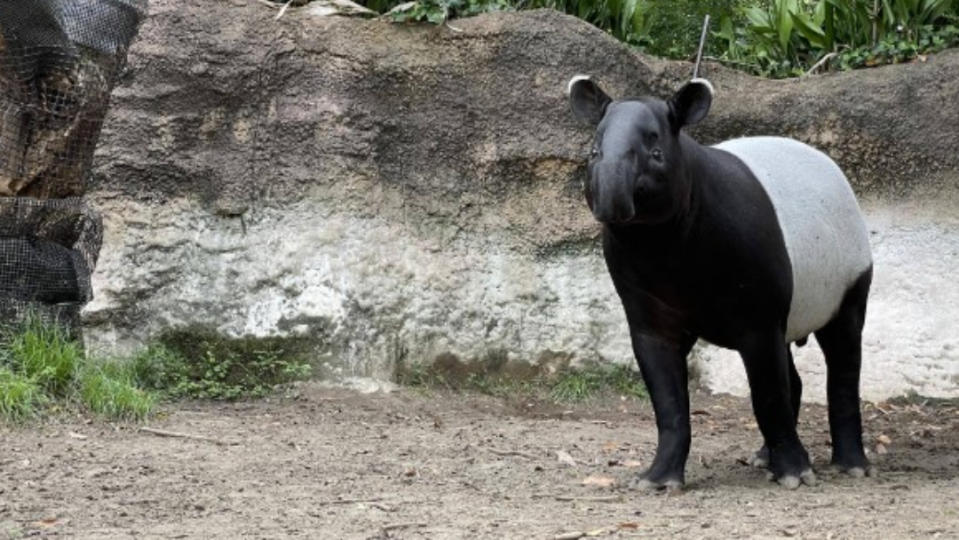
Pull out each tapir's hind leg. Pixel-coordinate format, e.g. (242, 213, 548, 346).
(815, 267, 873, 477)
(740, 329, 815, 488)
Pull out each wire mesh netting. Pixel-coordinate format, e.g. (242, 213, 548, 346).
(0, 0, 147, 197)
(0, 0, 146, 330)
(0, 197, 102, 330)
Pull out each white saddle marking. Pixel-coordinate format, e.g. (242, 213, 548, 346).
(715, 136, 872, 341)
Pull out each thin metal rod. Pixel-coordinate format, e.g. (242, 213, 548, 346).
(693, 14, 710, 79)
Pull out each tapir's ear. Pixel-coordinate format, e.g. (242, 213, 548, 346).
(667, 78, 713, 131)
(567, 75, 612, 125)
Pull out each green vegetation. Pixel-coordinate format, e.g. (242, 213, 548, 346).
(5, 320, 82, 397)
(79, 365, 155, 421)
(0, 317, 151, 423)
(395, 357, 647, 403)
(549, 364, 647, 402)
(137, 329, 313, 400)
(0, 367, 46, 422)
(324, 0, 959, 78)
(716, 0, 959, 77)
(0, 319, 313, 424)
(385, 0, 512, 23)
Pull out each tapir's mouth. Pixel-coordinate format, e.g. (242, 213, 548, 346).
(587, 174, 638, 224)
(590, 183, 675, 225)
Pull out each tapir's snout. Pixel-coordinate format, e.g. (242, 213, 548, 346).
(589, 159, 637, 224)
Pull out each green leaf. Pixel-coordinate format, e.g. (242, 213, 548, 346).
(744, 6, 772, 30)
(791, 10, 827, 49)
(775, 0, 796, 52)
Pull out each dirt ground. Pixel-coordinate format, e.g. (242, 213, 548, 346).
(2, 383, 958, 539)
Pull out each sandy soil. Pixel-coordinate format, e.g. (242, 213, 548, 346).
(2, 383, 958, 539)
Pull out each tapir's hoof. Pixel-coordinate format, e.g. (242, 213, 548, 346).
(629, 476, 683, 493)
(771, 469, 817, 489)
(835, 464, 877, 478)
(749, 447, 770, 468)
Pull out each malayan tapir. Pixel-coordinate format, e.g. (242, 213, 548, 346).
(567, 75, 873, 490)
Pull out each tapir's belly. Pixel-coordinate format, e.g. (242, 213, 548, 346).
(714, 136, 872, 342)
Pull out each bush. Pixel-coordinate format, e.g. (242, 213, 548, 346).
(386, 0, 513, 23)
(357, 0, 958, 77)
(716, 0, 959, 77)
(641, 0, 752, 59)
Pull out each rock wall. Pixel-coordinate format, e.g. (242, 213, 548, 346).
(86, 1, 959, 401)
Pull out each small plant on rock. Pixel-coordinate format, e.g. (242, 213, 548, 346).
(134, 330, 313, 400)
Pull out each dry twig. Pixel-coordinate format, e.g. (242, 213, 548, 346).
(486, 447, 539, 460)
(382, 522, 427, 532)
(554, 495, 623, 503)
(138, 427, 237, 446)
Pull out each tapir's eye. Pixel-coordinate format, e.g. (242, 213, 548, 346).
(589, 147, 600, 160)
(650, 148, 664, 161)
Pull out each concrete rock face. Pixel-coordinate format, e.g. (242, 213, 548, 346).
(87, 2, 959, 401)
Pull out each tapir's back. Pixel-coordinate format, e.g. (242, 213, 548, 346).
(714, 136, 872, 342)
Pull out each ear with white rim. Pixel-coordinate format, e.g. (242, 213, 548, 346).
(567, 75, 612, 126)
(667, 78, 713, 131)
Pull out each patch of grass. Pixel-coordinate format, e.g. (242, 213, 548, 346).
(0, 317, 156, 423)
(395, 356, 647, 404)
(79, 365, 155, 421)
(134, 329, 313, 400)
(394, 360, 450, 393)
(0, 367, 46, 423)
(887, 390, 959, 409)
(128, 344, 190, 392)
(0, 320, 320, 423)
(3, 318, 82, 397)
(549, 364, 647, 403)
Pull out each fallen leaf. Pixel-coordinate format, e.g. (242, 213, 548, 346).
(877, 434, 892, 445)
(68, 432, 87, 440)
(601, 441, 618, 453)
(581, 474, 616, 488)
(586, 527, 609, 536)
(554, 532, 584, 540)
(876, 443, 888, 455)
(556, 450, 577, 467)
(622, 460, 643, 468)
(618, 522, 640, 530)
(34, 518, 59, 528)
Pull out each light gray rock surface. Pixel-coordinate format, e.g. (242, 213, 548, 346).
(86, 1, 959, 401)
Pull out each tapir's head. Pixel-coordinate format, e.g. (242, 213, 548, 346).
(567, 76, 713, 225)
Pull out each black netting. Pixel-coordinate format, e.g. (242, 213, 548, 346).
(1, 0, 148, 197)
(0, 0, 146, 331)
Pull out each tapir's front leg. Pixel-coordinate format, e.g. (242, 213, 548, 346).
(629, 331, 695, 491)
